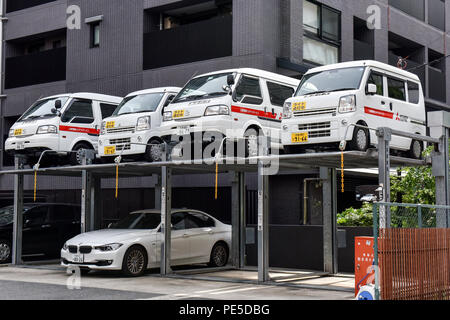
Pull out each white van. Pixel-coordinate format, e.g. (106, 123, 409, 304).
(98, 87, 181, 161)
(281, 60, 426, 159)
(157, 68, 299, 159)
(5, 93, 122, 165)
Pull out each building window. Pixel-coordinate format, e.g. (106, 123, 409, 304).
(303, 0, 341, 65)
(90, 22, 100, 48)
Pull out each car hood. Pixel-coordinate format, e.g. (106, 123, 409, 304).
(10, 117, 59, 138)
(66, 229, 155, 245)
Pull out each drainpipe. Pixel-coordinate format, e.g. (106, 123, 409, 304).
(303, 178, 323, 225)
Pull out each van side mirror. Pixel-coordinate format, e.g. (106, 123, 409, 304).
(55, 100, 62, 109)
(366, 83, 377, 95)
(227, 74, 235, 86)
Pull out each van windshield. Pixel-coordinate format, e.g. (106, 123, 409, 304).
(173, 73, 233, 104)
(113, 93, 164, 116)
(295, 67, 366, 96)
(20, 97, 70, 121)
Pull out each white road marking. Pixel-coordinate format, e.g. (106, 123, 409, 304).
(195, 285, 244, 294)
(209, 286, 268, 295)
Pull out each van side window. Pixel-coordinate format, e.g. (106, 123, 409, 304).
(235, 75, 262, 104)
(266, 82, 295, 106)
(100, 103, 117, 119)
(387, 77, 406, 101)
(61, 99, 94, 123)
(408, 81, 420, 104)
(367, 72, 384, 95)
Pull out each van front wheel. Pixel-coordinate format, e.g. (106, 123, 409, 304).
(69, 143, 94, 166)
(349, 126, 369, 152)
(145, 139, 164, 162)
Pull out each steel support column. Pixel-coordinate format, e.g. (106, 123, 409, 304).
(231, 171, 246, 269)
(12, 157, 24, 265)
(429, 111, 450, 227)
(257, 160, 269, 282)
(154, 174, 161, 210)
(81, 169, 92, 233)
(377, 127, 391, 228)
(321, 167, 338, 274)
(239, 172, 246, 268)
(90, 175, 102, 230)
(160, 165, 172, 275)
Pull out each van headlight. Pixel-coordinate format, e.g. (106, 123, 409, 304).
(36, 125, 58, 134)
(338, 95, 356, 113)
(8, 129, 14, 137)
(282, 102, 293, 119)
(204, 105, 229, 116)
(163, 111, 172, 122)
(136, 116, 151, 131)
(94, 243, 123, 251)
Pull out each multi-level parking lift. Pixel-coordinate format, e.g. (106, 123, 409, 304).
(2, 111, 450, 287)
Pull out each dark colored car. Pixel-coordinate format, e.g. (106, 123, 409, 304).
(0, 203, 81, 263)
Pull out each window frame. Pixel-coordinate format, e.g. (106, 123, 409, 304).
(366, 70, 385, 96)
(387, 76, 407, 102)
(266, 81, 295, 107)
(407, 81, 421, 105)
(100, 103, 118, 119)
(61, 98, 95, 124)
(234, 74, 263, 105)
(90, 22, 101, 48)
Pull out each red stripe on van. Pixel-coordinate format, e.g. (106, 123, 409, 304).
(59, 125, 100, 135)
(364, 106, 394, 119)
(231, 105, 278, 120)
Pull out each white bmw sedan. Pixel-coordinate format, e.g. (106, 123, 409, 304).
(61, 209, 231, 276)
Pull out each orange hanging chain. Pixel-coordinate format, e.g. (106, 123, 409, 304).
(341, 152, 344, 193)
(34, 170, 37, 202)
(115, 163, 119, 199)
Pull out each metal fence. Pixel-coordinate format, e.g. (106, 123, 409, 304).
(373, 202, 450, 300)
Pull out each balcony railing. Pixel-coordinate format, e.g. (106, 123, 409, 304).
(388, 52, 426, 92)
(5, 47, 66, 89)
(143, 15, 232, 70)
(6, 0, 57, 13)
(354, 39, 374, 60)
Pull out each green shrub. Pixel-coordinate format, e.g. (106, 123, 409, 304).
(337, 203, 373, 227)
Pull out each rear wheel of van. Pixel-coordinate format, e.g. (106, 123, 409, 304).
(349, 126, 369, 152)
(0, 239, 11, 264)
(145, 139, 164, 162)
(409, 140, 423, 160)
(69, 142, 94, 166)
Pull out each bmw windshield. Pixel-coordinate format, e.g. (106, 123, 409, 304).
(113, 93, 165, 116)
(295, 67, 366, 96)
(172, 73, 234, 104)
(19, 97, 70, 121)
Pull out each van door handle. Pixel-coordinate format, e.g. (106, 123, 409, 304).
(381, 101, 385, 105)
(41, 224, 51, 229)
(389, 102, 393, 110)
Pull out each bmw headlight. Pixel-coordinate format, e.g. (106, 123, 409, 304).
(36, 125, 58, 134)
(136, 116, 151, 131)
(94, 243, 123, 251)
(338, 95, 357, 113)
(204, 105, 230, 116)
(282, 102, 292, 119)
(62, 243, 68, 251)
(163, 111, 172, 122)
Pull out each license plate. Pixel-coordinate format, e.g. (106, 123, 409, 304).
(15, 142, 25, 150)
(177, 126, 190, 136)
(73, 254, 84, 263)
(291, 132, 308, 143)
(106, 121, 115, 129)
(14, 129, 23, 136)
(104, 146, 116, 155)
(292, 102, 306, 111)
(173, 110, 185, 118)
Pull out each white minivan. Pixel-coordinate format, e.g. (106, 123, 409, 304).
(98, 87, 181, 161)
(5, 93, 122, 166)
(281, 60, 426, 159)
(156, 68, 299, 159)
